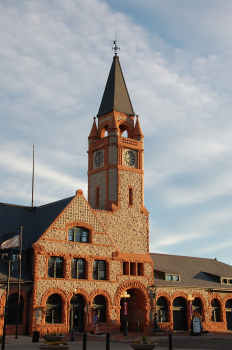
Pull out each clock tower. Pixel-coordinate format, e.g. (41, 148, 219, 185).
(88, 52, 146, 214)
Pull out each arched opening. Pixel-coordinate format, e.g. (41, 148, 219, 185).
(92, 295, 106, 323)
(120, 289, 146, 332)
(226, 299, 232, 330)
(192, 297, 202, 320)
(119, 124, 129, 137)
(157, 297, 168, 322)
(100, 125, 109, 138)
(173, 297, 187, 331)
(7, 293, 23, 325)
(211, 299, 220, 322)
(45, 294, 62, 324)
(70, 294, 85, 332)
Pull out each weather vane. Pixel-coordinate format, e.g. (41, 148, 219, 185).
(112, 34, 120, 56)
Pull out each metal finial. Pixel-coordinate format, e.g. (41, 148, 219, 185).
(93, 116, 96, 121)
(112, 34, 120, 56)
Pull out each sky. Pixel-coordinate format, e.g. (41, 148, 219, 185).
(0, 0, 232, 265)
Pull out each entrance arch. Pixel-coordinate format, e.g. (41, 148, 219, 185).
(114, 281, 151, 332)
(70, 294, 85, 332)
(173, 297, 187, 331)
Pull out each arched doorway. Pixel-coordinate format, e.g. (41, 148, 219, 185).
(70, 294, 85, 332)
(92, 295, 106, 323)
(45, 294, 62, 324)
(173, 297, 187, 331)
(120, 289, 145, 332)
(226, 299, 232, 330)
(157, 297, 168, 323)
(211, 299, 220, 322)
(192, 297, 202, 320)
(7, 293, 23, 325)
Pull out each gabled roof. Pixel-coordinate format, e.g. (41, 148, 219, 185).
(150, 252, 232, 290)
(97, 55, 135, 118)
(0, 197, 74, 282)
(0, 197, 74, 250)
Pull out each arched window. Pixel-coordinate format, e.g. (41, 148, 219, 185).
(92, 295, 106, 323)
(7, 294, 23, 325)
(68, 227, 89, 243)
(211, 299, 220, 322)
(157, 297, 167, 322)
(46, 294, 62, 324)
(173, 297, 186, 308)
(192, 297, 202, 318)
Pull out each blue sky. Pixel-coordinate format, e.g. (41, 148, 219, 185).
(0, 0, 232, 264)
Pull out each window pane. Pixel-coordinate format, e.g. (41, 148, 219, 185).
(48, 257, 54, 277)
(93, 260, 98, 280)
(78, 259, 85, 279)
(173, 275, 179, 281)
(68, 229, 74, 241)
(166, 275, 172, 281)
(82, 231, 88, 243)
(71, 259, 77, 279)
(99, 261, 106, 280)
(74, 230, 81, 242)
(55, 258, 63, 278)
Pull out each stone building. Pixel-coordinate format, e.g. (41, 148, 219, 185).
(0, 53, 153, 335)
(1, 53, 232, 336)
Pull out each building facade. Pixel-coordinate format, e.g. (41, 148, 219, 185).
(1, 53, 232, 336)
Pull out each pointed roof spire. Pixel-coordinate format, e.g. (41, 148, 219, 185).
(132, 115, 144, 139)
(88, 117, 99, 140)
(97, 55, 135, 118)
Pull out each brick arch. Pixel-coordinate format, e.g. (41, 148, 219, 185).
(155, 292, 171, 324)
(99, 121, 110, 138)
(41, 287, 67, 308)
(89, 289, 112, 323)
(171, 291, 188, 305)
(114, 280, 151, 324)
(67, 288, 89, 305)
(118, 120, 133, 138)
(210, 293, 224, 322)
(0, 287, 28, 326)
(191, 292, 207, 322)
(156, 292, 171, 307)
(223, 293, 232, 305)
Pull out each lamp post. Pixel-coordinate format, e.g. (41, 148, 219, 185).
(187, 294, 194, 333)
(153, 286, 159, 333)
(1, 252, 20, 350)
(121, 290, 130, 336)
(70, 288, 77, 341)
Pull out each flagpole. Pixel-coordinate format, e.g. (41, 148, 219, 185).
(15, 226, 23, 339)
(1, 254, 11, 350)
(32, 144, 35, 207)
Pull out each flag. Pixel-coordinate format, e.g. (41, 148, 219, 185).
(0, 235, 20, 250)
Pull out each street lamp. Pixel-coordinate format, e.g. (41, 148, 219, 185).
(121, 290, 130, 336)
(153, 286, 159, 333)
(187, 294, 194, 332)
(70, 288, 77, 341)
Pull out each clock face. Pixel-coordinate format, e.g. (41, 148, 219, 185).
(123, 150, 135, 166)
(95, 151, 104, 167)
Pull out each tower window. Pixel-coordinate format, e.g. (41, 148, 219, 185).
(128, 187, 133, 206)
(68, 227, 89, 243)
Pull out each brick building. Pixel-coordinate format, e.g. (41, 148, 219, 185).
(1, 53, 232, 335)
